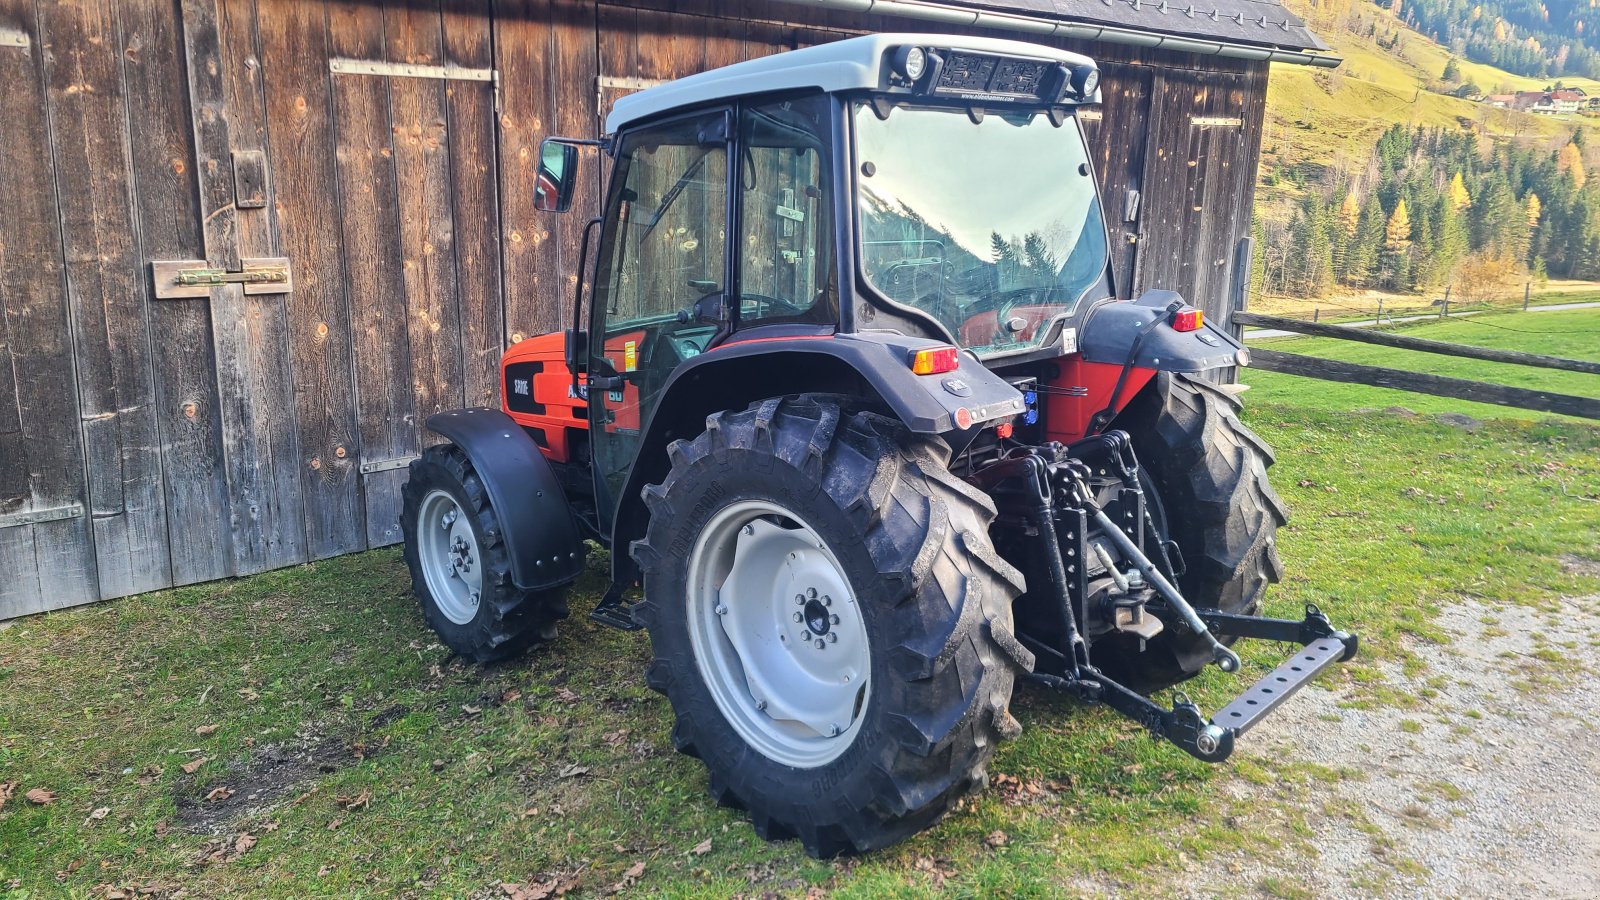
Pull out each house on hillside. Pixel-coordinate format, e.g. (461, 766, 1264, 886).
(0, 0, 1336, 618)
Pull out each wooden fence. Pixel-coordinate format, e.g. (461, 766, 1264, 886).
(1233, 310, 1600, 422)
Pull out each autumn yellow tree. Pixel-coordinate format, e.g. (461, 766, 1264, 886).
(1448, 172, 1472, 210)
(1526, 192, 1542, 227)
(1385, 199, 1412, 250)
(1558, 142, 1587, 188)
(1339, 190, 1362, 236)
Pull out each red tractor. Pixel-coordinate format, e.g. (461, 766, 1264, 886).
(401, 33, 1357, 857)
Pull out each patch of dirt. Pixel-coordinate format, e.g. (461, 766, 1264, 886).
(1178, 597, 1600, 898)
(174, 737, 355, 833)
(1560, 554, 1600, 578)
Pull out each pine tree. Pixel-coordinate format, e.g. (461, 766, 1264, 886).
(1344, 195, 1387, 285)
(1527, 192, 1543, 228)
(1443, 57, 1462, 81)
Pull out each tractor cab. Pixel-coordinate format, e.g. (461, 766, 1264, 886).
(531, 35, 1168, 541)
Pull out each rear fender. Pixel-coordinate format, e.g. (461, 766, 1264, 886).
(426, 408, 585, 591)
(606, 332, 1025, 583)
(1078, 290, 1246, 373)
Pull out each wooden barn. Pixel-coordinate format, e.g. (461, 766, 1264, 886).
(0, 0, 1330, 618)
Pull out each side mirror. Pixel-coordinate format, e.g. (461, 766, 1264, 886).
(534, 139, 580, 212)
(564, 328, 588, 372)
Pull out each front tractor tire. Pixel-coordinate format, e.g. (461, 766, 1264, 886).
(401, 445, 569, 663)
(1103, 372, 1290, 692)
(631, 396, 1030, 857)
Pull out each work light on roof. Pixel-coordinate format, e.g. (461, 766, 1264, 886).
(895, 45, 928, 81)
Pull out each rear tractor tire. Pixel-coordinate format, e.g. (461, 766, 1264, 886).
(401, 444, 569, 663)
(1100, 372, 1290, 693)
(630, 395, 1031, 857)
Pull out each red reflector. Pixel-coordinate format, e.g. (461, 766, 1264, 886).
(995, 422, 1014, 439)
(1171, 308, 1203, 332)
(909, 346, 960, 375)
(954, 407, 973, 429)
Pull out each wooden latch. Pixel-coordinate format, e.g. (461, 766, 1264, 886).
(151, 257, 293, 299)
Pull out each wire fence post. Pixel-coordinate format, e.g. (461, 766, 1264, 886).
(1440, 285, 1451, 319)
(1524, 281, 1531, 311)
(1377, 298, 1384, 323)
(1313, 307, 1319, 323)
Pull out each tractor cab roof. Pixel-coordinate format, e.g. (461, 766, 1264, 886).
(604, 32, 1099, 134)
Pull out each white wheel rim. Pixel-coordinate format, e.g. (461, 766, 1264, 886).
(417, 489, 483, 626)
(685, 499, 871, 769)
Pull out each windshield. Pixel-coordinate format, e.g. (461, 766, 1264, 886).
(853, 103, 1109, 356)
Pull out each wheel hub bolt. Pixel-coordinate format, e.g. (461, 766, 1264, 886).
(827, 724, 841, 737)
(814, 639, 826, 649)
(827, 632, 838, 643)
(755, 699, 767, 711)
(715, 604, 728, 616)
(822, 595, 832, 607)
(806, 588, 818, 599)
(795, 594, 805, 606)
(830, 614, 840, 626)
(793, 612, 804, 623)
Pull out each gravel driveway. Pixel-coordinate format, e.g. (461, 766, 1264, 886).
(1180, 584, 1600, 898)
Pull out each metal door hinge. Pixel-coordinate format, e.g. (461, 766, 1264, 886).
(0, 503, 83, 529)
(152, 258, 293, 299)
(360, 455, 420, 475)
(0, 28, 29, 49)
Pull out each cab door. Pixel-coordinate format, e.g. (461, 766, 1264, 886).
(588, 110, 732, 525)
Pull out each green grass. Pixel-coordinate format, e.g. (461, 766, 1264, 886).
(2, 403, 1598, 896)
(1244, 307, 1600, 422)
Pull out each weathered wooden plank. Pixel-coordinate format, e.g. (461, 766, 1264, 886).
(1246, 348, 1600, 421)
(498, 0, 563, 340)
(0, 1, 98, 617)
(1235, 312, 1600, 376)
(128, 0, 236, 586)
(257, 0, 366, 558)
(442, 0, 506, 409)
(552, 0, 600, 323)
(386, 0, 465, 451)
(1080, 62, 1150, 299)
(216, 0, 309, 573)
(37, 0, 172, 599)
(329, 0, 415, 549)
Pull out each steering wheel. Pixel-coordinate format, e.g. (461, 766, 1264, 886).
(739, 293, 810, 317)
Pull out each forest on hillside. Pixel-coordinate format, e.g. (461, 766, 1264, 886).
(1255, 124, 1598, 300)
(1394, 0, 1600, 80)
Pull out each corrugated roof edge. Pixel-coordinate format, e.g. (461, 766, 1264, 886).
(768, 0, 1339, 66)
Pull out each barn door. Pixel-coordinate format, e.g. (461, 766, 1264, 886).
(326, 2, 504, 547)
(1133, 68, 1263, 317)
(1078, 63, 1153, 301)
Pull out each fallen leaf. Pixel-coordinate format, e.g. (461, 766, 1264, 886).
(557, 764, 590, 779)
(234, 834, 257, 853)
(204, 787, 233, 803)
(25, 788, 57, 805)
(195, 724, 219, 736)
(554, 687, 581, 704)
(154, 821, 170, 837)
(692, 838, 712, 855)
(237, 688, 259, 702)
(461, 704, 483, 716)
(317, 865, 334, 877)
(180, 757, 209, 775)
(609, 861, 646, 893)
(336, 789, 371, 811)
(326, 817, 344, 831)
(86, 807, 111, 823)
(602, 729, 629, 747)
(0, 782, 14, 810)
(500, 689, 522, 704)
(519, 806, 541, 820)
(984, 829, 1008, 849)
(263, 821, 280, 832)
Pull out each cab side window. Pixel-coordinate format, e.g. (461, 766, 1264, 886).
(737, 96, 836, 327)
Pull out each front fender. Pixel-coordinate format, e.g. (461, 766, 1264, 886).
(425, 408, 585, 591)
(1079, 290, 1247, 373)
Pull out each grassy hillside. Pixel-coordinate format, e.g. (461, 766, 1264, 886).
(1259, 0, 1600, 210)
